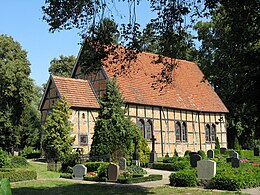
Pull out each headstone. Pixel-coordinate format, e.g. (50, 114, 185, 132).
(73, 164, 87, 180)
(132, 160, 140, 166)
(254, 147, 260, 156)
(220, 147, 226, 154)
(197, 160, 216, 180)
(189, 152, 198, 156)
(190, 154, 202, 167)
(207, 150, 214, 158)
(230, 151, 239, 159)
(108, 163, 119, 181)
(119, 157, 126, 170)
(231, 157, 240, 168)
(226, 157, 233, 163)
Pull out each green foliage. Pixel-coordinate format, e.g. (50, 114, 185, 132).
(152, 161, 190, 171)
(234, 137, 241, 150)
(169, 169, 197, 187)
(22, 146, 41, 159)
(84, 175, 107, 182)
(0, 178, 12, 195)
(60, 173, 72, 179)
(197, 150, 206, 159)
(90, 79, 149, 162)
(0, 35, 34, 153)
(42, 97, 75, 162)
(237, 150, 254, 159)
(215, 137, 220, 150)
(184, 150, 191, 156)
(97, 163, 109, 178)
(84, 162, 109, 172)
(49, 55, 76, 77)
(0, 169, 37, 182)
(61, 152, 80, 173)
(0, 149, 8, 168)
(10, 156, 28, 168)
(162, 157, 178, 163)
(126, 165, 147, 175)
(118, 174, 162, 184)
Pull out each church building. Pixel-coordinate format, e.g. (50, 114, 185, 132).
(39, 45, 228, 157)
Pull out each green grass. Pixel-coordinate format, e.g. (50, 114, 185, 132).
(27, 160, 60, 179)
(11, 180, 243, 195)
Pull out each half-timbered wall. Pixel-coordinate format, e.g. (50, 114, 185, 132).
(127, 103, 227, 157)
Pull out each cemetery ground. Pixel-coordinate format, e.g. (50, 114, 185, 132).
(9, 160, 254, 195)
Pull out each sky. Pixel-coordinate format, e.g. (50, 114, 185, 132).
(0, 0, 154, 86)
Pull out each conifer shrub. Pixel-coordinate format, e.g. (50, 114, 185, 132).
(169, 169, 197, 187)
(198, 150, 206, 159)
(215, 137, 220, 150)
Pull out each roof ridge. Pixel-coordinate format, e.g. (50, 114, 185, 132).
(52, 75, 88, 83)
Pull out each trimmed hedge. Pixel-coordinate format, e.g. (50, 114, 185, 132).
(10, 156, 29, 168)
(84, 162, 109, 172)
(169, 170, 197, 187)
(152, 161, 190, 171)
(84, 176, 107, 182)
(0, 178, 12, 195)
(118, 174, 162, 184)
(60, 173, 73, 179)
(0, 169, 37, 182)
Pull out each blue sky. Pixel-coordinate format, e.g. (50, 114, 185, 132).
(0, 1, 154, 86)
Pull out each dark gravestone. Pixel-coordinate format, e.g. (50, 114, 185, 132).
(231, 157, 240, 168)
(207, 150, 214, 158)
(230, 151, 239, 159)
(254, 147, 260, 156)
(189, 152, 198, 156)
(220, 148, 226, 155)
(226, 157, 233, 163)
(190, 154, 202, 167)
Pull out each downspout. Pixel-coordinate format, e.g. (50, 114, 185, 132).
(198, 111, 202, 151)
(78, 111, 81, 148)
(160, 107, 164, 156)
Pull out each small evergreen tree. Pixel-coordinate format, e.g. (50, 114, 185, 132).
(90, 78, 149, 162)
(215, 137, 220, 150)
(234, 137, 241, 150)
(174, 149, 178, 157)
(42, 97, 75, 162)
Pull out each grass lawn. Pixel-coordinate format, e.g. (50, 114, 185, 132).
(11, 180, 243, 195)
(10, 161, 243, 195)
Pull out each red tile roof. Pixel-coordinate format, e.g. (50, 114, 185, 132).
(102, 49, 228, 113)
(52, 76, 100, 109)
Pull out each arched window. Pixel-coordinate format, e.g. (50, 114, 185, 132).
(182, 122, 188, 142)
(82, 113, 85, 119)
(205, 124, 211, 142)
(211, 124, 216, 141)
(145, 120, 152, 140)
(175, 121, 181, 141)
(137, 119, 145, 137)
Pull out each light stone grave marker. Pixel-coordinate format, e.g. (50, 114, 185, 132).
(73, 164, 87, 180)
(197, 160, 216, 180)
(207, 149, 214, 158)
(108, 163, 119, 181)
(119, 157, 126, 170)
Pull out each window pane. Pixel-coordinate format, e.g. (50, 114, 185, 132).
(205, 124, 210, 142)
(145, 121, 152, 140)
(175, 122, 181, 141)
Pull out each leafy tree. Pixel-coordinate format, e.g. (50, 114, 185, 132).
(42, 97, 75, 162)
(49, 55, 76, 77)
(0, 34, 34, 153)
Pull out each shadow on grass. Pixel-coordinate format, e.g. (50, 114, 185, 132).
(12, 181, 154, 195)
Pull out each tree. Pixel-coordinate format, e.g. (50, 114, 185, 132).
(42, 97, 75, 162)
(49, 55, 76, 77)
(0, 34, 34, 153)
(90, 78, 149, 162)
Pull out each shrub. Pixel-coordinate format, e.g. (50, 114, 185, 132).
(0, 169, 37, 182)
(234, 137, 241, 150)
(97, 163, 109, 178)
(126, 165, 147, 175)
(184, 150, 191, 156)
(60, 173, 72, 179)
(198, 150, 206, 159)
(0, 149, 8, 168)
(10, 156, 28, 168)
(215, 137, 220, 150)
(210, 174, 241, 191)
(237, 150, 254, 159)
(61, 152, 80, 173)
(213, 149, 220, 156)
(0, 178, 12, 195)
(162, 157, 178, 163)
(174, 149, 178, 157)
(22, 146, 41, 159)
(84, 175, 107, 182)
(152, 161, 190, 171)
(118, 174, 162, 184)
(84, 162, 109, 172)
(169, 170, 197, 187)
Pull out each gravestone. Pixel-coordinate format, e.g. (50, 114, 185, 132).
(189, 152, 198, 156)
(226, 157, 233, 163)
(108, 163, 119, 181)
(119, 157, 126, 170)
(197, 160, 216, 180)
(220, 148, 226, 155)
(230, 151, 239, 159)
(73, 164, 87, 180)
(207, 150, 214, 158)
(231, 157, 240, 168)
(254, 147, 260, 156)
(190, 154, 202, 167)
